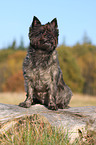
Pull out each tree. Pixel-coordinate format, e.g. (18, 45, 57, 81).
(82, 31, 92, 44)
(72, 44, 96, 95)
(62, 36, 66, 46)
(57, 45, 84, 93)
(18, 37, 25, 50)
(8, 40, 16, 50)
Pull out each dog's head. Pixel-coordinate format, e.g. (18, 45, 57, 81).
(29, 16, 59, 52)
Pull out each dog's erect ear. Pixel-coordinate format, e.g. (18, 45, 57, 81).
(32, 16, 41, 27)
(51, 18, 58, 28)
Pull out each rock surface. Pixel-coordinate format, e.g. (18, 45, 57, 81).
(0, 103, 96, 142)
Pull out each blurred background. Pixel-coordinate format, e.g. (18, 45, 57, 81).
(0, 0, 96, 106)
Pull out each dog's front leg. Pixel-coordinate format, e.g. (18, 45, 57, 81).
(48, 81, 58, 110)
(19, 81, 33, 108)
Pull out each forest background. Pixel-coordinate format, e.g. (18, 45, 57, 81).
(0, 34, 96, 96)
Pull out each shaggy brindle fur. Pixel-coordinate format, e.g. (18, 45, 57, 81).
(19, 16, 72, 110)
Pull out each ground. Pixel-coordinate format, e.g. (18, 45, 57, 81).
(0, 92, 96, 107)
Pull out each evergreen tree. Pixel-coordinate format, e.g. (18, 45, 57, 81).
(82, 31, 92, 44)
(18, 37, 25, 50)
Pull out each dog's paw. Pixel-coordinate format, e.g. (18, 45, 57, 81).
(19, 100, 32, 108)
(58, 104, 70, 109)
(64, 105, 70, 109)
(48, 102, 58, 110)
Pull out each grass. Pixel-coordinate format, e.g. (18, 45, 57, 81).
(70, 93, 96, 107)
(0, 93, 96, 144)
(0, 115, 71, 145)
(0, 116, 96, 145)
(0, 92, 96, 107)
(0, 92, 25, 105)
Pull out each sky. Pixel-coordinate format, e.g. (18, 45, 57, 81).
(0, 0, 96, 49)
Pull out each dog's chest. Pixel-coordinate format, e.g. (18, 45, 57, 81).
(29, 67, 52, 89)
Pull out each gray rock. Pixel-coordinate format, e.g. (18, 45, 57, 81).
(0, 103, 96, 142)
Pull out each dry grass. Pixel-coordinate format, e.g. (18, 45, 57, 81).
(0, 114, 96, 145)
(70, 93, 96, 107)
(0, 115, 70, 145)
(0, 92, 96, 107)
(0, 92, 26, 105)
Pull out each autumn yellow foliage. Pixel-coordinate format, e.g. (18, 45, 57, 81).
(0, 43, 96, 95)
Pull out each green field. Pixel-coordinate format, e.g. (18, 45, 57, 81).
(0, 92, 96, 107)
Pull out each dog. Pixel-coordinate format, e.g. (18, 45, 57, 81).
(19, 16, 72, 110)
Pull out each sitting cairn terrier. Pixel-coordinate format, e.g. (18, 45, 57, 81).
(19, 16, 72, 110)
